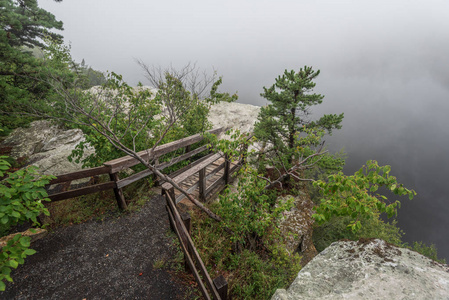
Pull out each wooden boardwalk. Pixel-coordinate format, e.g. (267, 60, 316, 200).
(173, 156, 239, 203)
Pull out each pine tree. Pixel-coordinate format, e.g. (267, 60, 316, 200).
(254, 66, 344, 166)
(0, 0, 64, 134)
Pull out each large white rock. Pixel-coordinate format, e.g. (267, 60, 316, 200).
(1, 120, 93, 176)
(208, 101, 260, 134)
(272, 239, 449, 300)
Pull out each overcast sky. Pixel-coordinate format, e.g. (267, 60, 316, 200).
(38, 0, 449, 259)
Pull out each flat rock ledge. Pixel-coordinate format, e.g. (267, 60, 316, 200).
(1, 120, 93, 176)
(272, 238, 449, 300)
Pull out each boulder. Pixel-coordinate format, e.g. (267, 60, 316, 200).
(272, 238, 449, 300)
(277, 194, 318, 266)
(1, 120, 94, 176)
(208, 102, 260, 134)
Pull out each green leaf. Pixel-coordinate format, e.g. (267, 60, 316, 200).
(1, 216, 9, 224)
(0, 280, 5, 291)
(19, 237, 31, 248)
(23, 249, 36, 256)
(8, 260, 18, 269)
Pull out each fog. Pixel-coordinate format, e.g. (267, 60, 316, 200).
(39, 0, 449, 260)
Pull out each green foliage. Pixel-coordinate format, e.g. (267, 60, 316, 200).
(254, 66, 344, 166)
(217, 166, 293, 248)
(0, 234, 35, 291)
(313, 216, 404, 252)
(407, 241, 446, 264)
(66, 72, 162, 167)
(0, 0, 64, 135)
(313, 160, 416, 232)
(191, 206, 301, 299)
(0, 155, 54, 291)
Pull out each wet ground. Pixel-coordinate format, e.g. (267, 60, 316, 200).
(3, 195, 197, 300)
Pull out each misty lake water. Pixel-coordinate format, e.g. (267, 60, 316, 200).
(240, 73, 449, 262)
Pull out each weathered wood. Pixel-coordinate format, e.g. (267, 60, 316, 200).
(161, 153, 222, 190)
(158, 151, 215, 185)
(109, 173, 127, 210)
(213, 275, 228, 300)
(48, 182, 116, 202)
(48, 166, 110, 185)
(181, 212, 192, 272)
(174, 161, 226, 203)
(117, 145, 210, 189)
(166, 201, 211, 300)
(224, 154, 230, 185)
(206, 178, 225, 197)
(104, 127, 223, 173)
(199, 168, 206, 201)
(166, 193, 220, 300)
(116, 169, 153, 189)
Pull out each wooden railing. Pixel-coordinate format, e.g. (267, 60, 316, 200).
(46, 127, 224, 209)
(165, 190, 228, 300)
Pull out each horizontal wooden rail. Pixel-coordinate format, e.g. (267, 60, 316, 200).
(116, 144, 209, 189)
(48, 182, 116, 202)
(48, 166, 110, 185)
(105, 127, 223, 173)
(161, 153, 222, 190)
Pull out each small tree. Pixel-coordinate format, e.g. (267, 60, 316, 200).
(254, 66, 344, 167)
(313, 160, 416, 232)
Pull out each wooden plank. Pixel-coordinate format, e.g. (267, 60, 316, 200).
(110, 173, 127, 210)
(213, 275, 228, 300)
(224, 155, 230, 185)
(206, 178, 225, 197)
(157, 152, 216, 185)
(117, 145, 209, 189)
(166, 202, 211, 300)
(49, 166, 110, 185)
(199, 168, 206, 201)
(48, 182, 116, 202)
(161, 153, 222, 190)
(105, 127, 223, 173)
(175, 162, 225, 203)
(166, 193, 221, 300)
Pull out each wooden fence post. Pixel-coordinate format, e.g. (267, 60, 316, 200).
(199, 167, 206, 201)
(224, 154, 230, 185)
(181, 212, 192, 273)
(213, 275, 228, 300)
(109, 172, 127, 210)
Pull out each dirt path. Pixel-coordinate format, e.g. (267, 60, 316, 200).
(3, 195, 197, 299)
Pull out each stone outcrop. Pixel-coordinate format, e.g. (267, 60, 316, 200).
(0, 120, 93, 176)
(208, 101, 260, 134)
(277, 194, 317, 266)
(272, 238, 449, 300)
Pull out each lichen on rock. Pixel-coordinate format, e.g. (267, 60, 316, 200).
(272, 238, 449, 300)
(1, 120, 94, 176)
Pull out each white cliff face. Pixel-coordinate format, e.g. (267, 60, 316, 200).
(1, 120, 94, 176)
(272, 239, 449, 300)
(208, 101, 260, 134)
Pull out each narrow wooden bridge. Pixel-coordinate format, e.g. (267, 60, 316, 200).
(46, 127, 244, 207)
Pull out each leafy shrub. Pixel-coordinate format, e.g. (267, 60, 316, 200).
(0, 156, 54, 291)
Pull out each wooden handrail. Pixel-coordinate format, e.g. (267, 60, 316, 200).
(104, 127, 223, 173)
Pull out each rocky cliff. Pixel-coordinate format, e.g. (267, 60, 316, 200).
(272, 238, 449, 300)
